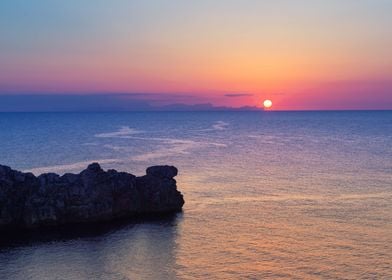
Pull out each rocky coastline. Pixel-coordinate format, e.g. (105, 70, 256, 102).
(0, 163, 184, 231)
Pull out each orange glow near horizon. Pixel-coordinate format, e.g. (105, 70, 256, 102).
(0, 1, 391, 110)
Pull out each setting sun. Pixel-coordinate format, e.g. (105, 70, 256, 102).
(263, 99, 273, 109)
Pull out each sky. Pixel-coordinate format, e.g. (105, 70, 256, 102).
(0, 0, 391, 110)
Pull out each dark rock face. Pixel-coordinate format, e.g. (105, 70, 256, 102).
(0, 163, 184, 230)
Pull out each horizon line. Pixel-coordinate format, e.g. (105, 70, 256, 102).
(0, 109, 391, 113)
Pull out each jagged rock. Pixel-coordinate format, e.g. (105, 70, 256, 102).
(0, 163, 184, 230)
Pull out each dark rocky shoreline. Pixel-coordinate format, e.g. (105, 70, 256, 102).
(0, 163, 184, 231)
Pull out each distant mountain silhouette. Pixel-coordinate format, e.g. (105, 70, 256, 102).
(157, 103, 259, 111)
(0, 94, 260, 112)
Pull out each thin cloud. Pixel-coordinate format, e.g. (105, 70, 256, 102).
(224, 93, 254, 97)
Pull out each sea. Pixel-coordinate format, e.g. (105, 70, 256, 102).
(0, 111, 391, 279)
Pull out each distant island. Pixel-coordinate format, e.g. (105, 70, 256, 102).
(0, 94, 261, 112)
(0, 163, 184, 231)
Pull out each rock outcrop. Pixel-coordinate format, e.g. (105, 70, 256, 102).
(0, 163, 184, 230)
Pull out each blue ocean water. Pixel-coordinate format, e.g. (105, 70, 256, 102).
(0, 111, 391, 279)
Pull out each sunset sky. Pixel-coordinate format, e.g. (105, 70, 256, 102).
(1, 0, 391, 110)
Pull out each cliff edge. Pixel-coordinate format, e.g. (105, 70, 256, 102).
(0, 163, 184, 230)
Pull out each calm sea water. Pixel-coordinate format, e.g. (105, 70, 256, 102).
(0, 111, 391, 279)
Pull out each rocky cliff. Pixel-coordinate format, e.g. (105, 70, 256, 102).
(0, 163, 184, 230)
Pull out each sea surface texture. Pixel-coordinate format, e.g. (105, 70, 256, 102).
(0, 111, 391, 279)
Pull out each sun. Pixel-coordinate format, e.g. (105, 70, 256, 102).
(263, 99, 273, 109)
